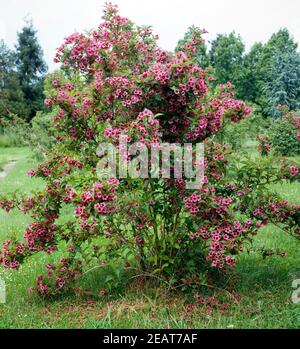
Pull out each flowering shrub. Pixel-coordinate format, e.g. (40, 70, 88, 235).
(0, 3, 299, 295)
(268, 112, 300, 156)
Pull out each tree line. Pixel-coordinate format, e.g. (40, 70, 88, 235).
(0, 23, 300, 123)
(0, 20, 47, 122)
(177, 27, 300, 117)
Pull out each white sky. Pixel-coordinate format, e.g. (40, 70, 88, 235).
(1, 0, 300, 71)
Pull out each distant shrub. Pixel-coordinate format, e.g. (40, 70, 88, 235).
(221, 110, 269, 151)
(30, 110, 55, 159)
(0, 114, 30, 147)
(257, 135, 272, 156)
(268, 112, 300, 156)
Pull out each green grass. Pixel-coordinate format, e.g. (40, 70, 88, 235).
(0, 147, 299, 329)
(0, 130, 28, 149)
(0, 148, 32, 172)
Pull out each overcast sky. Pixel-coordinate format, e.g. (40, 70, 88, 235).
(1, 0, 300, 71)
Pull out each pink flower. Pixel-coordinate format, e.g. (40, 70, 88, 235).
(290, 166, 299, 177)
(27, 169, 36, 177)
(44, 98, 53, 107)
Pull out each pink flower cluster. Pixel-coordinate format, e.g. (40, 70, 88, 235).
(24, 222, 57, 253)
(0, 240, 26, 269)
(290, 166, 299, 177)
(252, 199, 299, 225)
(0, 199, 15, 213)
(281, 164, 300, 180)
(283, 113, 300, 140)
(75, 180, 119, 222)
(35, 258, 82, 296)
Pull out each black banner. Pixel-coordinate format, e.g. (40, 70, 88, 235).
(0, 329, 298, 347)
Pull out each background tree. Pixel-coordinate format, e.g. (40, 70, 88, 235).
(209, 32, 245, 98)
(15, 20, 47, 121)
(263, 51, 300, 117)
(238, 42, 264, 103)
(0, 40, 27, 118)
(256, 28, 298, 114)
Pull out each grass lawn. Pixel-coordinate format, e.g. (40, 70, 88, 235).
(0, 148, 31, 172)
(0, 147, 299, 329)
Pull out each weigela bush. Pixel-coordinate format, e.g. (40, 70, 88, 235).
(0, 3, 299, 295)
